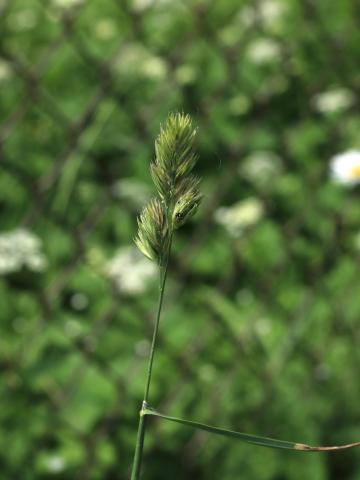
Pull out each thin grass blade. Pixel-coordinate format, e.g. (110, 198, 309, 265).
(143, 408, 360, 452)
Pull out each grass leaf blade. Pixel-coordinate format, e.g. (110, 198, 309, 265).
(144, 408, 295, 450)
(143, 408, 360, 452)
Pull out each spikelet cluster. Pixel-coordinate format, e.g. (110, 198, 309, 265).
(135, 113, 201, 263)
(134, 199, 169, 261)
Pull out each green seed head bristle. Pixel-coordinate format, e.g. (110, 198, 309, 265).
(151, 113, 198, 201)
(135, 112, 201, 261)
(134, 198, 169, 263)
(172, 180, 202, 229)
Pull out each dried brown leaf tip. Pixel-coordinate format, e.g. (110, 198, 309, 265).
(294, 441, 360, 452)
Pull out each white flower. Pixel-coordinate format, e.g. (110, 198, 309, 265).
(239, 151, 282, 186)
(131, 0, 154, 11)
(26, 254, 47, 272)
(64, 319, 83, 338)
(106, 246, 156, 295)
(255, 317, 272, 336)
(52, 0, 85, 9)
(70, 292, 89, 311)
(46, 456, 66, 473)
(131, 0, 176, 10)
(115, 44, 144, 75)
(214, 198, 264, 237)
(259, 0, 286, 24)
(238, 0, 286, 30)
(114, 45, 167, 80)
(8, 9, 37, 31)
(330, 150, 360, 186)
(175, 64, 197, 85)
(141, 55, 167, 80)
(0, 228, 47, 274)
(313, 88, 355, 114)
(247, 39, 281, 64)
(228, 94, 250, 115)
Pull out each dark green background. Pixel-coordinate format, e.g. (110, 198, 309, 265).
(1, 0, 360, 478)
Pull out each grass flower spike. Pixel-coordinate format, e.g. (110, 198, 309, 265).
(135, 113, 201, 263)
(131, 113, 201, 480)
(150, 113, 200, 205)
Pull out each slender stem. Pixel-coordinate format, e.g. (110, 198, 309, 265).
(131, 235, 172, 480)
(131, 412, 146, 480)
(143, 257, 170, 402)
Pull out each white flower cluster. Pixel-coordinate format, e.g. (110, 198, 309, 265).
(175, 64, 197, 85)
(239, 151, 282, 187)
(7, 9, 37, 31)
(239, 0, 286, 30)
(214, 198, 264, 238)
(131, 0, 173, 12)
(131, 0, 154, 12)
(106, 246, 156, 295)
(52, 0, 85, 9)
(313, 88, 355, 114)
(46, 456, 66, 474)
(115, 44, 168, 81)
(247, 38, 281, 64)
(0, 228, 47, 275)
(330, 150, 360, 187)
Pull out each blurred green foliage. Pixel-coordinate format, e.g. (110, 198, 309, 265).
(1, 0, 360, 479)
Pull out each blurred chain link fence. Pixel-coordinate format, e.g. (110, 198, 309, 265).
(1, 0, 360, 479)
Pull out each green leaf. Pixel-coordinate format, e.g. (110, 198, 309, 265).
(143, 408, 360, 452)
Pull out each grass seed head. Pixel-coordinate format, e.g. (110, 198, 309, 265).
(135, 112, 201, 261)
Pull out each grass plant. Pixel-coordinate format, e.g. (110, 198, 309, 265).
(131, 113, 360, 480)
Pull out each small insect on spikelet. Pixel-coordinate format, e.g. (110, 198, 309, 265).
(135, 113, 202, 264)
(172, 175, 202, 228)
